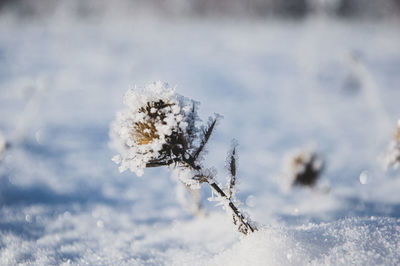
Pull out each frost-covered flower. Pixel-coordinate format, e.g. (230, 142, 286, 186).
(110, 81, 257, 235)
(284, 149, 323, 188)
(384, 120, 400, 170)
(110, 82, 198, 176)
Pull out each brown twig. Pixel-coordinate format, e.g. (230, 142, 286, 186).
(210, 182, 256, 234)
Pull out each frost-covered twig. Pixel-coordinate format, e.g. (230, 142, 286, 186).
(227, 141, 238, 200)
(110, 82, 257, 235)
(191, 116, 219, 163)
(221, 141, 257, 234)
(180, 154, 256, 234)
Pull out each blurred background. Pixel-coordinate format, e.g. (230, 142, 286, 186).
(1, 0, 400, 19)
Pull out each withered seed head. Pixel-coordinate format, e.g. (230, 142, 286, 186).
(133, 121, 159, 145)
(131, 100, 175, 145)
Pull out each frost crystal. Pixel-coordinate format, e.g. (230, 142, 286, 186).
(110, 82, 198, 176)
(172, 167, 200, 189)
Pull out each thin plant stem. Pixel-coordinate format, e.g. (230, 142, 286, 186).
(182, 156, 257, 234)
(209, 182, 256, 233)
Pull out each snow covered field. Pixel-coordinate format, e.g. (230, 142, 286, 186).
(0, 12, 400, 265)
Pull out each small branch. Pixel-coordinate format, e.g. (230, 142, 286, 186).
(179, 156, 256, 234)
(146, 159, 175, 168)
(210, 182, 257, 234)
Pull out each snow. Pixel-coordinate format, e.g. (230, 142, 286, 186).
(209, 217, 400, 266)
(1, 11, 400, 265)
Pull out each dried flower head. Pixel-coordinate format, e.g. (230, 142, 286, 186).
(384, 120, 400, 170)
(286, 149, 324, 188)
(133, 100, 179, 148)
(110, 82, 198, 176)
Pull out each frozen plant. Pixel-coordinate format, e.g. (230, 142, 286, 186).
(110, 82, 257, 235)
(284, 149, 324, 188)
(384, 120, 400, 170)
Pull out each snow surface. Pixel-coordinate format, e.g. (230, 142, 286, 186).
(1, 12, 400, 265)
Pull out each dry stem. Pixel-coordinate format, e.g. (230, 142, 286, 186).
(182, 157, 257, 235)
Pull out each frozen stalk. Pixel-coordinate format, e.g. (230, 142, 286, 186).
(110, 82, 257, 235)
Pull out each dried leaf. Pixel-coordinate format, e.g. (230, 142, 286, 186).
(228, 142, 238, 200)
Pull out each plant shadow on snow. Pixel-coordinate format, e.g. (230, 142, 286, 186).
(21, 123, 110, 156)
(0, 175, 121, 207)
(278, 196, 400, 226)
(0, 120, 191, 244)
(337, 197, 400, 218)
(0, 219, 44, 241)
(0, 122, 122, 206)
(0, 123, 139, 233)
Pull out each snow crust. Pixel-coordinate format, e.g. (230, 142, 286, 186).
(209, 217, 400, 266)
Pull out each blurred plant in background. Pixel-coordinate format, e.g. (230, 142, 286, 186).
(281, 148, 324, 191)
(384, 120, 400, 170)
(1, 0, 399, 20)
